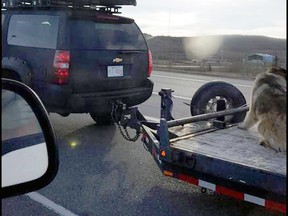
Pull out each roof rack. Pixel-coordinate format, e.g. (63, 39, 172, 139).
(2, 0, 136, 13)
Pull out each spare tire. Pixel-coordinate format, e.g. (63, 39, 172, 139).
(190, 81, 247, 123)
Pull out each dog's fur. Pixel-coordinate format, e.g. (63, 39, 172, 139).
(238, 67, 286, 152)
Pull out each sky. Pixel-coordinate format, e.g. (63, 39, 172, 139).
(121, 0, 287, 39)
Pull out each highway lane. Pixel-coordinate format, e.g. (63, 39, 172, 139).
(151, 70, 253, 102)
(3, 71, 282, 216)
(138, 70, 254, 120)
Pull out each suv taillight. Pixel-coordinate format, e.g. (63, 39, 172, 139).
(148, 50, 153, 77)
(53, 50, 70, 85)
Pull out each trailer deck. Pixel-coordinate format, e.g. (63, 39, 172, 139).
(170, 123, 286, 176)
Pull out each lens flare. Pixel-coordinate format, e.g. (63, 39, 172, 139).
(183, 36, 223, 59)
(69, 141, 78, 148)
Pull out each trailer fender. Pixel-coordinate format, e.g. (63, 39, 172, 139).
(2, 57, 33, 86)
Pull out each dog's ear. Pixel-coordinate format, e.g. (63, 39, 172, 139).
(268, 67, 286, 80)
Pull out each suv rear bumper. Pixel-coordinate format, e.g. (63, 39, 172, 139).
(40, 79, 153, 114)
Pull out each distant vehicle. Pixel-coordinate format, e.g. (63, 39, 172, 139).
(246, 59, 265, 66)
(2, 0, 153, 125)
(246, 53, 275, 66)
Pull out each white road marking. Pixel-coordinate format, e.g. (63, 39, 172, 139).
(152, 74, 252, 88)
(144, 115, 160, 122)
(152, 92, 191, 101)
(152, 74, 208, 83)
(26, 192, 79, 216)
(173, 95, 191, 100)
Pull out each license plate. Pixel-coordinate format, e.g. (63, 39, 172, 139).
(107, 66, 123, 77)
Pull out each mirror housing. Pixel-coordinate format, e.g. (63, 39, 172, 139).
(2, 78, 59, 198)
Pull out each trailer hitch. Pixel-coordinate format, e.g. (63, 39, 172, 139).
(112, 100, 146, 142)
(112, 89, 176, 142)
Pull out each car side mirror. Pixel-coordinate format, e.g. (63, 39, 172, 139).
(1, 78, 59, 198)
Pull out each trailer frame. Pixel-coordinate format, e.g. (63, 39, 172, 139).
(114, 87, 286, 213)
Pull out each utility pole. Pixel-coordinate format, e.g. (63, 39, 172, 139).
(168, 9, 170, 36)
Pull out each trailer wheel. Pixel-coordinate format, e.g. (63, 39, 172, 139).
(190, 81, 247, 123)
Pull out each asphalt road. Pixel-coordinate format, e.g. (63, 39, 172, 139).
(2, 70, 284, 216)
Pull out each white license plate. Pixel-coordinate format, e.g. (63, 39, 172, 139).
(107, 66, 123, 77)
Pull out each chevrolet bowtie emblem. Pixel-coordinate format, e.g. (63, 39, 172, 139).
(113, 58, 123, 63)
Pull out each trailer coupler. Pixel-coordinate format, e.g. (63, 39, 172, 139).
(112, 100, 146, 142)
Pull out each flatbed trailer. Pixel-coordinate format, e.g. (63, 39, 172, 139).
(113, 82, 286, 214)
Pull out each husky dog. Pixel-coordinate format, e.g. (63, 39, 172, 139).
(238, 67, 286, 152)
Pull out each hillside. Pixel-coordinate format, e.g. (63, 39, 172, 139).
(145, 34, 286, 67)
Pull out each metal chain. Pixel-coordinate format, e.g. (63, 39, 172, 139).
(111, 103, 140, 142)
(117, 123, 140, 142)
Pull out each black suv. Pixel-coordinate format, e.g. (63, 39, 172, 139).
(2, 0, 153, 124)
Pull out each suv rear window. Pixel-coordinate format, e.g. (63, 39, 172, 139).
(7, 15, 59, 49)
(70, 20, 147, 50)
